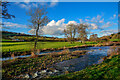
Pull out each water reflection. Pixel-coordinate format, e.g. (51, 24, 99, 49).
(1, 46, 119, 62)
(52, 46, 112, 72)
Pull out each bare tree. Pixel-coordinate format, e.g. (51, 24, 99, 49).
(64, 24, 77, 44)
(89, 34, 98, 42)
(0, 2, 15, 19)
(27, 7, 49, 53)
(77, 24, 88, 43)
(0, 1, 15, 26)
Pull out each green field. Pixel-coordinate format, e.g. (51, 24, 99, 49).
(1, 41, 97, 53)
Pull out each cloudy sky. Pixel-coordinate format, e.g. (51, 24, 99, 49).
(2, 1, 118, 38)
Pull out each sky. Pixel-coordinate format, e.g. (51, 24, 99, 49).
(2, 2, 118, 38)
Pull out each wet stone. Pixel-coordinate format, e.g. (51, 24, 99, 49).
(24, 74, 30, 78)
(39, 70, 47, 74)
(32, 72, 38, 78)
(53, 69, 59, 73)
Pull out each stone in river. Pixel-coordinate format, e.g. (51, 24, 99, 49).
(32, 72, 38, 78)
(24, 74, 30, 78)
(48, 71, 53, 74)
(39, 70, 47, 74)
(53, 69, 59, 73)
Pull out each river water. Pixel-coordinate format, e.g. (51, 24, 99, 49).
(52, 46, 110, 72)
(1, 46, 110, 61)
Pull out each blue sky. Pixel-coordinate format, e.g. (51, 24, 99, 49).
(2, 2, 118, 38)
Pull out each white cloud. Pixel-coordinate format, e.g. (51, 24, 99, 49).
(102, 22, 117, 28)
(20, 32, 25, 34)
(56, 18, 65, 26)
(99, 18, 104, 23)
(23, 0, 31, 4)
(28, 29, 36, 34)
(79, 19, 83, 23)
(96, 15, 102, 20)
(32, 3, 38, 7)
(49, 0, 58, 7)
(3, 22, 27, 28)
(83, 14, 117, 30)
(90, 15, 103, 23)
(100, 30, 118, 36)
(110, 14, 116, 19)
(82, 14, 104, 30)
(91, 17, 96, 22)
(67, 21, 77, 25)
(15, 0, 59, 9)
(17, 3, 38, 10)
(86, 16, 90, 18)
(90, 23, 98, 29)
(28, 18, 78, 36)
(85, 19, 89, 22)
(42, 19, 66, 35)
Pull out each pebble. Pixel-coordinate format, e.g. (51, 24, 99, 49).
(53, 70, 59, 73)
(48, 71, 53, 74)
(24, 74, 30, 78)
(64, 67, 69, 70)
(32, 72, 38, 78)
(40, 70, 47, 74)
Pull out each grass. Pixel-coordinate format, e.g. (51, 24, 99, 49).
(110, 39, 120, 42)
(46, 54, 120, 80)
(1, 39, 12, 41)
(2, 51, 120, 79)
(1, 41, 96, 53)
(2, 49, 86, 78)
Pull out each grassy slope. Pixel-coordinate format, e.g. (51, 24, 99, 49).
(110, 39, 120, 42)
(1, 41, 97, 53)
(47, 55, 120, 80)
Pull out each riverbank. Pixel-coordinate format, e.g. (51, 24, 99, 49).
(2, 45, 120, 79)
(2, 46, 120, 79)
(1, 41, 90, 57)
(46, 54, 120, 80)
(2, 49, 88, 79)
(2, 42, 120, 58)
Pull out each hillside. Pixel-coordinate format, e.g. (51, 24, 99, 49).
(1, 31, 66, 42)
(99, 32, 120, 42)
(1, 31, 120, 42)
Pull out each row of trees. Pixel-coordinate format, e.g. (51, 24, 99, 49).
(64, 23, 88, 44)
(89, 34, 98, 42)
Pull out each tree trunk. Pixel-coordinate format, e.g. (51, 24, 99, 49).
(34, 24, 39, 54)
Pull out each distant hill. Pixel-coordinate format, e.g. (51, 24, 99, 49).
(99, 32, 120, 42)
(1, 31, 66, 42)
(2, 31, 31, 37)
